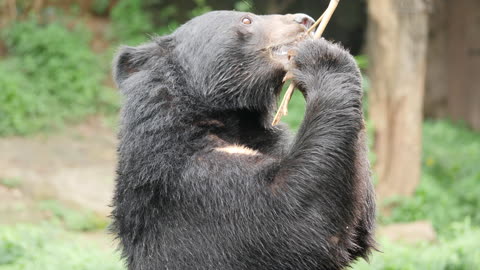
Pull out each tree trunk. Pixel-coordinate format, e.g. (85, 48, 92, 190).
(367, 0, 429, 200)
(424, 0, 449, 118)
(446, 0, 480, 130)
(425, 0, 480, 130)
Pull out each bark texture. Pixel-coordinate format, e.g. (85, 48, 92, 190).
(367, 0, 429, 199)
(425, 0, 480, 130)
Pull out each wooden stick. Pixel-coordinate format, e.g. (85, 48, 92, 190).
(306, 13, 324, 34)
(272, 0, 340, 126)
(313, 0, 339, 39)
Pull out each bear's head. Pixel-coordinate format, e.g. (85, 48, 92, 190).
(114, 11, 314, 114)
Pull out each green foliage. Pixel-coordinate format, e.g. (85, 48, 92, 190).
(234, 0, 254, 12)
(353, 220, 480, 270)
(38, 200, 108, 232)
(361, 76, 371, 117)
(0, 18, 118, 136)
(0, 224, 124, 270)
(0, 231, 23, 265)
(111, 0, 214, 45)
(110, 0, 156, 45)
(281, 87, 306, 130)
(354, 55, 368, 70)
(91, 0, 111, 16)
(384, 120, 480, 233)
(189, 0, 212, 18)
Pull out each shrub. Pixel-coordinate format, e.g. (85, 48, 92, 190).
(110, 0, 156, 45)
(91, 0, 111, 16)
(110, 0, 214, 45)
(0, 18, 118, 135)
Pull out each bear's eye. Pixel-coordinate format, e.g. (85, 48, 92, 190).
(241, 17, 252, 25)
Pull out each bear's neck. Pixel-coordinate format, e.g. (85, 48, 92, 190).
(192, 109, 269, 147)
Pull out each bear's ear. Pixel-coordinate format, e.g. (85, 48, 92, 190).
(113, 46, 145, 85)
(113, 46, 133, 85)
(113, 41, 169, 85)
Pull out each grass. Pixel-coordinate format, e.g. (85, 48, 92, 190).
(38, 200, 109, 232)
(352, 220, 480, 270)
(0, 224, 124, 270)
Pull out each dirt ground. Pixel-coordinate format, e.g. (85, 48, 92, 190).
(0, 117, 117, 221)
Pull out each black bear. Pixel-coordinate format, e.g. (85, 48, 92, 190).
(111, 10, 376, 270)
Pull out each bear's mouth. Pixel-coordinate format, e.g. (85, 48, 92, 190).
(271, 43, 295, 58)
(268, 33, 312, 68)
(269, 42, 298, 68)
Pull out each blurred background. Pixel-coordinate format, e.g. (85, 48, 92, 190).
(0, 0, 479, 269)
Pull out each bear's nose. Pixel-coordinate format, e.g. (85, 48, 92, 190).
(293, 13, 315, 29)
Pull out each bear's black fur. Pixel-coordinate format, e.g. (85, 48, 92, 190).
(111, 11, 376, 270)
